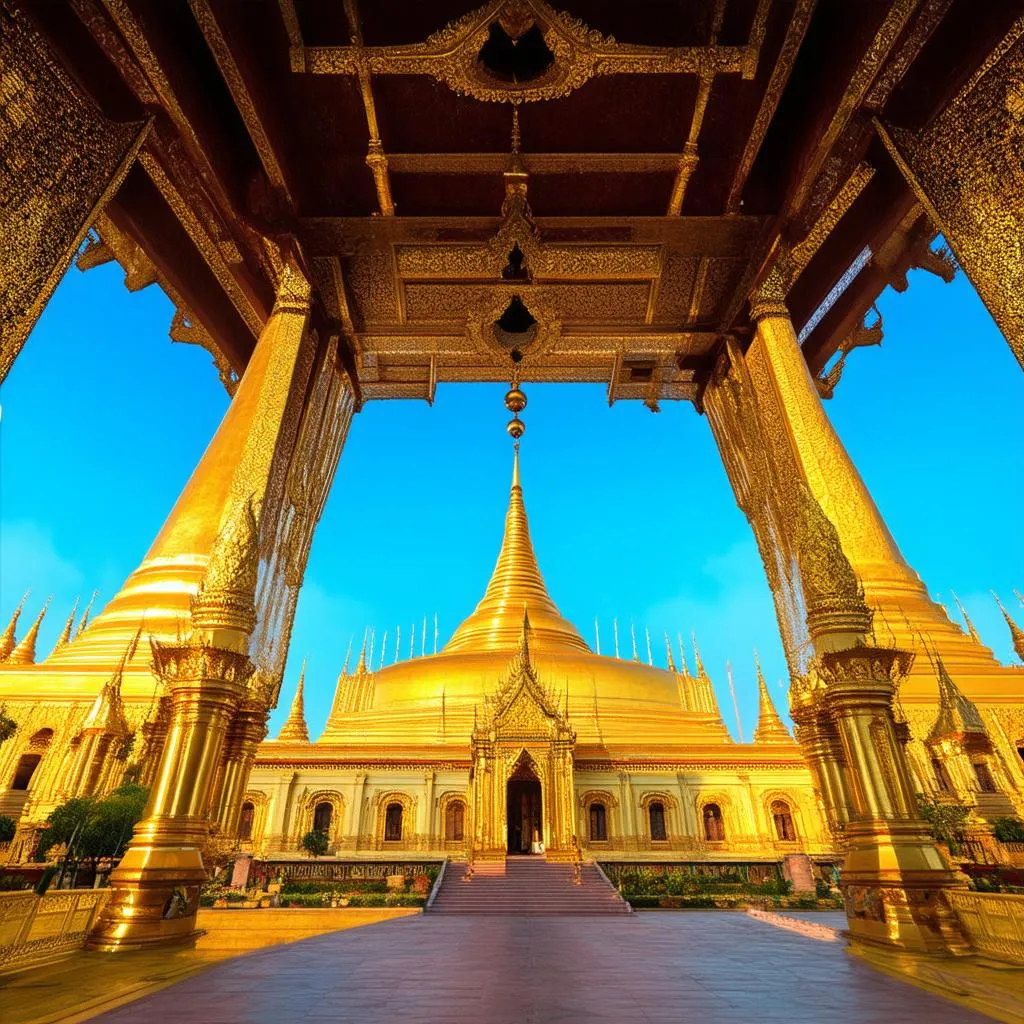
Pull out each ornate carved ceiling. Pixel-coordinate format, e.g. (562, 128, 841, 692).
(24, 0, 1012, 402)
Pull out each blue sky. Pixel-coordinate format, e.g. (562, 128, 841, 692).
(2, 256, 1021, 741)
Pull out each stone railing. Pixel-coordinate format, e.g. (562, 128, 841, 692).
(0, 889, 111, 975)
(947, 890, 1024, 965)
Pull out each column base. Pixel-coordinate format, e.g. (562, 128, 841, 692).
(87, 836, 209, 952)
(840, 820, 972, 955)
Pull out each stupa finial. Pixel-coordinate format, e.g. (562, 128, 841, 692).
(52, 596, 80, 655)
(992, 592, 1024, 663)
(278, 659, 310, 742)
(949, 590, 981, 644)
(8, 596, 52, 665)
(0, 591, 29, 661)
(752, 652, 791, 743)
(75, 590, 98, 639)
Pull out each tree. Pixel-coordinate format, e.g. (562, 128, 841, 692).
(992, 817, 1024, 843)
(301, 829, 329, 857)
(36, 783, 149, 882)
(917, 794, 970, 856)
(0, 705, 16, 744)
(0, 815, 15, 843)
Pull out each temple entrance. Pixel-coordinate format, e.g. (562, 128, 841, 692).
(507, 760, 543, 855)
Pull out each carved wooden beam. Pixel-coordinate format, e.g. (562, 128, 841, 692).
(189, 0, 294, 204)
(726, 0, 817, 213)
(343, 0, 395, 217)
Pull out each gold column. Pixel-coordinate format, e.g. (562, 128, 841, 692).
(788, 490, 969, 954)
(48, 261, 317, 667)
(214, 701, 269, 836)
(705, 270, 993, 679)
(88, 500, 259, 951)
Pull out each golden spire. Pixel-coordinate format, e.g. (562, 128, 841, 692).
(52, 597, 80, 655)
(928, 653, 986, 742)
(82, 626, 139, 734)
(342, 636, 353, 675)
(950, 590, 981, 643)
(664, 632, 677, 673)
(992, 592, 1024, 663)
(75, 590, 98, 639)
(752, 653, 791, 743)
(691, 632, 707, 677)
(677, 632, 691, 677)
(445, 446, 589, 654)
(0, 591, 29, 661)
(630, 622, 639, 661)
(278, 660, 310, 742)
(356, 628, 368, 673)
(8, 597, 51, 665)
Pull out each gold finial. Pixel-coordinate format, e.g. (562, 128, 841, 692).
(992, 592, 1024, 663)
(82, 625, 140, 734)
(75, 590, 98, 639)
(665, 632, 677, 673)
(0, 591, 29, 661)
(949, 590, 981, 644)
(445, 441, 587, 654)
(511, 107, 521, 154)
(8, 597, 52, 665)
(691, 631, 707, 677)
(752, 652, 791, 743)
(928, 652, 986, 742)
(356, 627, 368, 673)
(342, 636, 353, 675)
(645, 626, 654, 666)
(278, 660, 310, 742)
(53, 596, 80, 654)
(630, 621, 639, 662)
(677, 632, 691, 677)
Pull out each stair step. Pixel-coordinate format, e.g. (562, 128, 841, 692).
(428, 857, 631, 916)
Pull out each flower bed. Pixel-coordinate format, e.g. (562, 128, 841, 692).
(626, 893, 842, 911)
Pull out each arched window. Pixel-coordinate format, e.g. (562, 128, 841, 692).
(931, 758, 953, 792)
(973, 762, 998, 794)
(445, 801, 465, 841)
(649, 801, 667, 841)
(771, 800, 796, 841)
(10, 754, 41, 791)
(238, 802, 255, 840)
(384, 802, 403, 842)
(313, 801, 333, 833)
(589, 802, 608, 842)
(703, 803, 725, 842)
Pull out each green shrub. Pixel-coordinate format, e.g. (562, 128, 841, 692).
(301, 829, 330, 857)
(0, 873, 31, 891)
(917, 794, 970, 855)
(0, 815, 16, 843)
(993, 817, 1024, 843)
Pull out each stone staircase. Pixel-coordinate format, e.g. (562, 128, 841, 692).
(428, 856, 632, 915)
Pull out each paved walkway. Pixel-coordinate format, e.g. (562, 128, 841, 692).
(92, 912, 991, 1024)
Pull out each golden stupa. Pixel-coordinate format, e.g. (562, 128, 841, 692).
(246, 444, 831, 866)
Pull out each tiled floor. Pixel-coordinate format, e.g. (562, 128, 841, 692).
(91, 912, 991, 1024)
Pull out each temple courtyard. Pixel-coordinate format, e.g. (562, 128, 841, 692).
(20, 912, 996, 1024)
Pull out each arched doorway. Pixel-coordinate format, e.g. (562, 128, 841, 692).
(507, 755, 542, 855)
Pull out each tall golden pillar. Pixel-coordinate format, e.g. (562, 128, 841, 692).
(788, 490, 969, 954)
(78, 256, 356, 947)
(704, 266, 992, 684)
(213, 699, 269, 835)
(88, 500, 260, 951)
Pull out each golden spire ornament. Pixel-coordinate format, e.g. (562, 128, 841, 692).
(0, 591, 29, 661)
(278, 660, 310, 742)
(8, 596, 51, 665)
(993, 592, 1024, 663)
